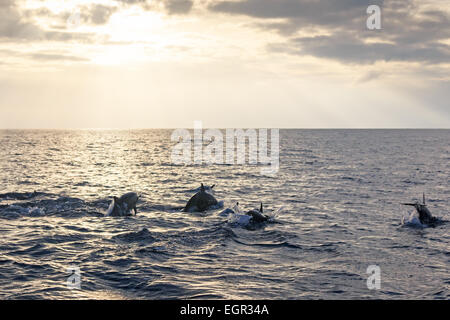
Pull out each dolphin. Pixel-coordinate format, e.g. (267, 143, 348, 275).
(106, 197, 127, 216)
(245, 202, 270, 223)
(107, 192, 140, 216)
(402, 193, 437, 225)
(117, 192, 140, 215)
(183, 183, 218, 212)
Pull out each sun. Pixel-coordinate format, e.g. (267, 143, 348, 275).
(90, 9, 170, 65)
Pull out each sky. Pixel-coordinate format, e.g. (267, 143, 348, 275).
(0, 0, 449, 128)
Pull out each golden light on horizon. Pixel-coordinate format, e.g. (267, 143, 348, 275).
(0, 0, 448, 129)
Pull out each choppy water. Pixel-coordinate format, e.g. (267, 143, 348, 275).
(0, 129, 448, 300)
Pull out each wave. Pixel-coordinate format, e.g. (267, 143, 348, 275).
(0, 191, 46, 201)
(112, 228, 156, 243)
(0, 192, 106, 218)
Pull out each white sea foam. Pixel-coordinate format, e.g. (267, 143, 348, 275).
(401, 211, 424, 227)
(28, 207, 45, 216)
(106, 200, 116, 216)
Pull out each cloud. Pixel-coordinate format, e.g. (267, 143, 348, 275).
(0, 0, 43, 40)
(0, 1, 113, 43)
(114, 0, 194, 14)
(287, 32, 450, 64)
(0, 47, 89, 63)
(28, 53, 89, 62)
(115, 0, 147, 4)
(51, 4, 118, 27)
(165, 0, 194, 14)
(0, 0, 195, 48)
(356, 70, 383, 83)
(3, 0, 449, 67)
(210, 0, 450, 65)
(210, 0, 383, 26)
(86, 4, 117, 25)
(0, 0, 193, 44)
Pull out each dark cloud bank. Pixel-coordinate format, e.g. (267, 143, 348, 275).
(209, 0, 450, 65)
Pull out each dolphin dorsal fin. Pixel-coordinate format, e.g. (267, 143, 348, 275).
(260, 203, 263, 213)
(423, 193, 426, 205)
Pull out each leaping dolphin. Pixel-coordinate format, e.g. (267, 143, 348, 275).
(183, 183, 218, 212)
(118, 192, 140, 215)
(107, 192, 140, 216)
(402, 193, 437, 225)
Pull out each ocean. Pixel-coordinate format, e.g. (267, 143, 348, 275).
(0, 129, 448, 299)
